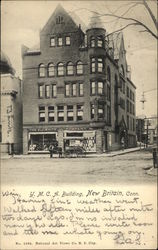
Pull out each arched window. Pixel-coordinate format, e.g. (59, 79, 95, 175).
(38, 64, 45, 77)
(76, 61, 83, 75)
(120, 65, 125, 76)
(57, 62, 64, 76)
(97, 36, 103, 47)
(90, 36, 95, 48)
(48, 63, 55, 77)
(107, 66, 111, 82)
(66, 62, 73, 75)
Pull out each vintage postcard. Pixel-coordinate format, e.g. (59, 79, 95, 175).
(1, 0, 157, 249)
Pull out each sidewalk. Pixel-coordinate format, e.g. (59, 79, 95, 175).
(1, 147, 141, 159)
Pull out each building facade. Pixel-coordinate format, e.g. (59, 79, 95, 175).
(0, 51, 22, 154)
(22, 4, 136, 154)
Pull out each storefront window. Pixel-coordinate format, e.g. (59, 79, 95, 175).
(28, 133, 56, 151)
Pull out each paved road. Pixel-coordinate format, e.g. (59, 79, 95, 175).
(1, 151, 156, 186)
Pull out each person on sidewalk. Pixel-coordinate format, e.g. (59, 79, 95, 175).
(49, 144, 54, 158)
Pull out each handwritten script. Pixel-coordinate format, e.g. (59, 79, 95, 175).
(1, 186, 157, 249)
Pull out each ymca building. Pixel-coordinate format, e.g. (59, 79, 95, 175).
(22, 4, 136, 154)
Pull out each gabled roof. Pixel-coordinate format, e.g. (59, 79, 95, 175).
(41, 4, 81, 35)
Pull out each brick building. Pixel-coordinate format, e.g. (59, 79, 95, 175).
(22, 4, 136, 154)
(0, 51, 22, 154)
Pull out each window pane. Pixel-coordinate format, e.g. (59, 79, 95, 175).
(91, 104, 95, 119)
(39, 85, 43, 98)
(45, 85, 50, 98)
(39, 64, 45, 77)
(77, 105, 83, 121)
(98, 104, 104, 118)
(98, 58, 103, 72)
(57, 63, 64, 76)
(79, 83, 83, 96)
(50, 37, 55, 47)
(52, 85, 57, 97)
(72, 84, 77, 96)
(98, 81, 103, 94)
(48, 63, 55, 76)
(65, 84, 70, 96)
(66, 36, 70, 45)
(91, 82, 95, 95)
(90, 37, 95, 47)
(91, 58, 95, 73)
(77, 61, 83, 74)
(58, 106, 64, 121)
(58, 37, 62, 46)
(67, 62, 73, 75)
(97, 37, 103, 47)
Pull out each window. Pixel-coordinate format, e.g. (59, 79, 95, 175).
(98, 58, 103, 72)
(57, 105, 64, 121)
(67, 105, 74, 121)
(48, 106, 55, 122)
(72, 83, 77, 96)
(120, 97, 125, 110)
(127, 115, 129, 129)
(50, 37, 55, 47)
(107, 105, 111, 124)
(58, 37, 63, 46)
(130, 90, 132, 100)
(65, 36, 70, 45)
(38, 64, 45, 77)
(48, 63, 55, 77)
(120, 65, 125, 76)
(127, 87, 129, 97)
(57, 62, 64, 76)
(91, 81, 96, 95)
(123, 82, 125, 94)
(77, 105, 83, 121)
(107, 85, 111, 101)
(76, 61, 83, 75)
(91, 58, 96, 73)
(79, 83, 83, 96)
(97, 36, 103, 47)
(66, 62, 73, 75)
(45, 85, 50, 98)
(91, 104, 95, 119)
(39, 106, 45, 122)
(127, 100, 129, 112)
(130, 102, 132, 113)
(90, 36, 95, 47)
(65, 83, 70, 96)
(52, 84, 57, 97)
(38, 85, 44, 98)
(107, 67, 111, 82)
(98, 104, 104, 119)
(98, 81, 104, 95)
(56, 16, 64, 24)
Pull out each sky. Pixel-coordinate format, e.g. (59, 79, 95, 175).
(1, 0, 157, 118)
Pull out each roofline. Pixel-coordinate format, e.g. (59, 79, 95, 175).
(127, 77, 136, 89)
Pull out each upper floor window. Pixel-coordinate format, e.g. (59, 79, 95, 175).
(107, 66, 111, 82)
(56, 16, 64, 24)
(57, 62, 64, 76)
(76, 61, 83, 75)
(79, 83, 83, 96)
(50, 37, 55, 47)
(48, 106, 55, 122)
(38, 64, 45, 77)
(48, 63, 55, 77)
(91, 104, 95, 119)
(77, 105, 83, 121)
(65, 83, 70, 96)
(39, 106, 45, 122)
(90, 36, 95, 48)
(72, 83, 77, 96)
(107, 105, 111, 124)
(45, 85, 50, 98)
(98, 104, 104, 119)
(98, 81, 104, 95)
(127, 87, 129, 97)
(97, 36, 103, 47)
(52, 84, 57, 97)
(91, 57, 103, 73)
(58, 37, 63, 46)
(65, 36, 70, 45)
(57, 105, 64, 121)
(66, 62, 73, 75)
(107, 85, 111, 101)
(67, 105, 74, 121)
(91, 81, 96, 95)
(38, 85, 44, 98)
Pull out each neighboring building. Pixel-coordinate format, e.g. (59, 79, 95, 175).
(22, 4, 136, 154)
(0, 51, 22, 154)
(144, 117, 158, 145)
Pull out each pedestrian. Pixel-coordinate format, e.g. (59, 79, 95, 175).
(121, 138, 125, 151)
(153, 148, 157, 168)
(49, 144, 53, 158)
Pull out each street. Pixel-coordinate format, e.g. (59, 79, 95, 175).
(1, 151, 157, 185)
(1, 150, 156, 186)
